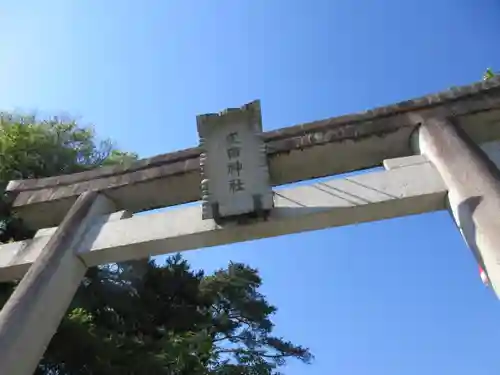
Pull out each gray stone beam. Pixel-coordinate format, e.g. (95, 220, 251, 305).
(6, 77, 500, 230)
(0, 161, 447, 282)
(384, 140, 500, 170)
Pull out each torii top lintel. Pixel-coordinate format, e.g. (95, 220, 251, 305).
(6, 76, 500, 230)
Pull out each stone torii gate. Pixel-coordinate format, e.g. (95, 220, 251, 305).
(1, 77, 500, 374)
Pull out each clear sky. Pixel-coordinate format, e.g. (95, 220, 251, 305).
(1, 0, 500, 374)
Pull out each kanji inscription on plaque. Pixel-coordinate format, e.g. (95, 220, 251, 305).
(197, 100, 273, 221)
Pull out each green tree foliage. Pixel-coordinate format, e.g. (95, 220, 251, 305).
(483, 68, 497, 81)
(40, 257, 312, 374)
(0, 114, 138, 243)
(0, 114, 312, 374)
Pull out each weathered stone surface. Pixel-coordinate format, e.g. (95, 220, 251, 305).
(197, 101, 273, 221)
(6, 76, 500, 229)
(383, 140, 500, 170)
(415, 117, 500, 299)
(0, 192, 116, 375)
(0, 161, 447, 278)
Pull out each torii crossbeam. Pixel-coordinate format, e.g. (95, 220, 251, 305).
(1, 76, 500, 374)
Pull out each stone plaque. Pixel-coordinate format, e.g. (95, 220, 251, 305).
(197, 100, 273, 221)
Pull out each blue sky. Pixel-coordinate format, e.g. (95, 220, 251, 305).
(1, 0, 500, 374)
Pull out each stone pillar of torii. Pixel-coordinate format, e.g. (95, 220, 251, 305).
(1, 77, 500, 374)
